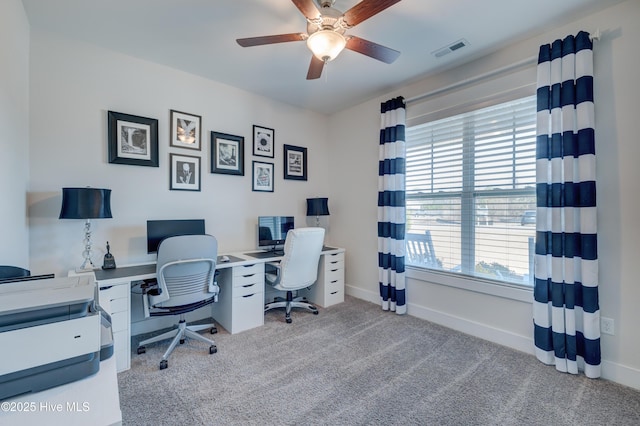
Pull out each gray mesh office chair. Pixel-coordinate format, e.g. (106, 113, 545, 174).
(264, 227, 325, 323)
(137, 234, 220, 370)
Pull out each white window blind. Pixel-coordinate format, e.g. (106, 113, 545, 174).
(406, 96, 536, 286)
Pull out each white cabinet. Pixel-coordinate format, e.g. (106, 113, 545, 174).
(99, 283, 131, 372)
(212, 262, 265, 334)
(303, 250, 345, 308)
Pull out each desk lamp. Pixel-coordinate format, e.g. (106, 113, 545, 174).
(306, 197, 330, 227)
(59, 187, 113, 272)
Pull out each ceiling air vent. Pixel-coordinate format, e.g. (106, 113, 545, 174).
(432, 39, 469, 58)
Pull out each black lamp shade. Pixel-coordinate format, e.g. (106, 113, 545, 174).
(59, 187, 113, 219)
(306, 198, 330, 216)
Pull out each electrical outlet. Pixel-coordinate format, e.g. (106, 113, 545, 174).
(601, 317, 615, 335)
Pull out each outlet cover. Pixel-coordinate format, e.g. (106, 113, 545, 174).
(601, 317, 615, 335)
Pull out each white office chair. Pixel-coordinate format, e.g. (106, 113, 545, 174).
(264, 227, 325, 323)
(136, 234, 220, 370)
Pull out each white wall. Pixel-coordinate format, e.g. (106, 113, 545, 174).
(27, 30, 331, 277)
(329, 0, 640, 389)
(0, 0, 30, 268)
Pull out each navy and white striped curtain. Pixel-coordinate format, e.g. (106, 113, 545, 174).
(533, 31, 600, 378)
(378, 96, 406, 314)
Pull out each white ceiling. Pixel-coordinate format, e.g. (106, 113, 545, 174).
(22, 0, 623, 115)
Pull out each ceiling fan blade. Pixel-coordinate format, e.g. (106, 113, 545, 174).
(291, 0, 321, 20)
(343, 0, 402, 27)
(345, 36, 400, 64)
(236, 33, 306, 47)
(307, 56, 325, 80)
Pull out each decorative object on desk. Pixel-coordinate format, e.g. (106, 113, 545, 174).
(107, 111, 158, 167)
(170, 153, 201, 191)
(283, 144, 307, 181)
(211, 131, 244, 176)
(252, 125, 274, 158)
(102, 241, 116, 270)
(170, 109, 201, 150)
(306, 197, 329, 227)
(59, 187, 113, 272)
(252, 161, 274, 192)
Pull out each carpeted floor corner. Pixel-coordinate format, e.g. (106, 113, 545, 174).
(118, 296, 640, 425)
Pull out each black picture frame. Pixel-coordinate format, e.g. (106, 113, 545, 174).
(170, 109, 202, 151)
(253, 125, 275, 158)
(170, 153, 201, 191)
(211, 131, 244, 176)
(252, 161, 274, 192)
(107, 111, 159, 167)
(283, 144, 307, 181)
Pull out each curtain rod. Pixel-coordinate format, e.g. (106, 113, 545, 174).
(407, 29, 601, 105)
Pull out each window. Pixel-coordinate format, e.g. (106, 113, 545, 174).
(406, 96, 536, 287)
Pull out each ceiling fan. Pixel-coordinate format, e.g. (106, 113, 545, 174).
(236, 0, 402, 80)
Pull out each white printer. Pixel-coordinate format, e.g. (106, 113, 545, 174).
(0, 275, 113, 400)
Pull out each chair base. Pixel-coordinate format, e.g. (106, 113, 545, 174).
(137, 314, 217, 369)
(264, 291, 318, 323)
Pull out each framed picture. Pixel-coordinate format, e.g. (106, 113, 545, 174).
(170, 109, 202, 150)
(170, 153, 201, 191)
(107, 111, 159, 167)
(253, 125, 274, 158)
(211, 131, 244, 176)
(283, 144, 307, 181)
(252, 161, 274, 192)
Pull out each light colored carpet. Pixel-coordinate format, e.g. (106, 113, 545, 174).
(118, 296, 640, 425)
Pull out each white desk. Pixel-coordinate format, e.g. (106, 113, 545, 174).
(84, 247, 345, 373)
(0, 356, 122, 426)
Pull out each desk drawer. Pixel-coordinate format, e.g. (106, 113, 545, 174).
(325, 288, 344, 306)
(233, 272, 263, 288)
(325, 267, 344, 283)
(325, 259, 345, 271)
(326, 277, 344, 294)
(234, 282, 263, 298)
(324, 251, 345, 264)
(111, 311, 128, 333)
(233, 263, 264, 278)
(99, 283, 128, 299)
(231, 292, 264, 333)
(108, 296, 129, 314)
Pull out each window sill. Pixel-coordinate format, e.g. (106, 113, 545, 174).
(406, 266, 533, 303)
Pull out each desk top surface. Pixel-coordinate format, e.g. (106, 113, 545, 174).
(91, 247, 343, 284)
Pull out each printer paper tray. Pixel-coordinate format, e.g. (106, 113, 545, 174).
(0, 351, 100, 400)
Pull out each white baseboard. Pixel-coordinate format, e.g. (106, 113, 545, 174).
(344, 284, 640, 390)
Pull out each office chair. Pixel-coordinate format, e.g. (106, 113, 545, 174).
(0, 266, 31, 282)
(137, 234, 220, 370)
(264, 227, 325, 323)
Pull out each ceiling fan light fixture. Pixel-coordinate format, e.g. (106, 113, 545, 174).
(306, 30, 346, 62)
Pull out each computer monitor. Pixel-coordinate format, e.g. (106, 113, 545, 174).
(257, 216, 294, 252)
(146, 219, 206, 254)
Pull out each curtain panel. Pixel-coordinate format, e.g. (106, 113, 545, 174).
(378, 96, 407, 314)
(533, 31, 600, 378)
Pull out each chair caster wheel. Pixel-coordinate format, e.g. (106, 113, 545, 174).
(180, 339, 185, 344)
(210, 327, 218, 334)
(137, 346, 146, 354)
(160, 360, 168, 370)
(286, 318, 292, 324)
(209, 345, 217, 354)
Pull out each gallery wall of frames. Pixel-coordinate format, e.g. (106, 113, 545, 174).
(107, 110, 308, 193)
